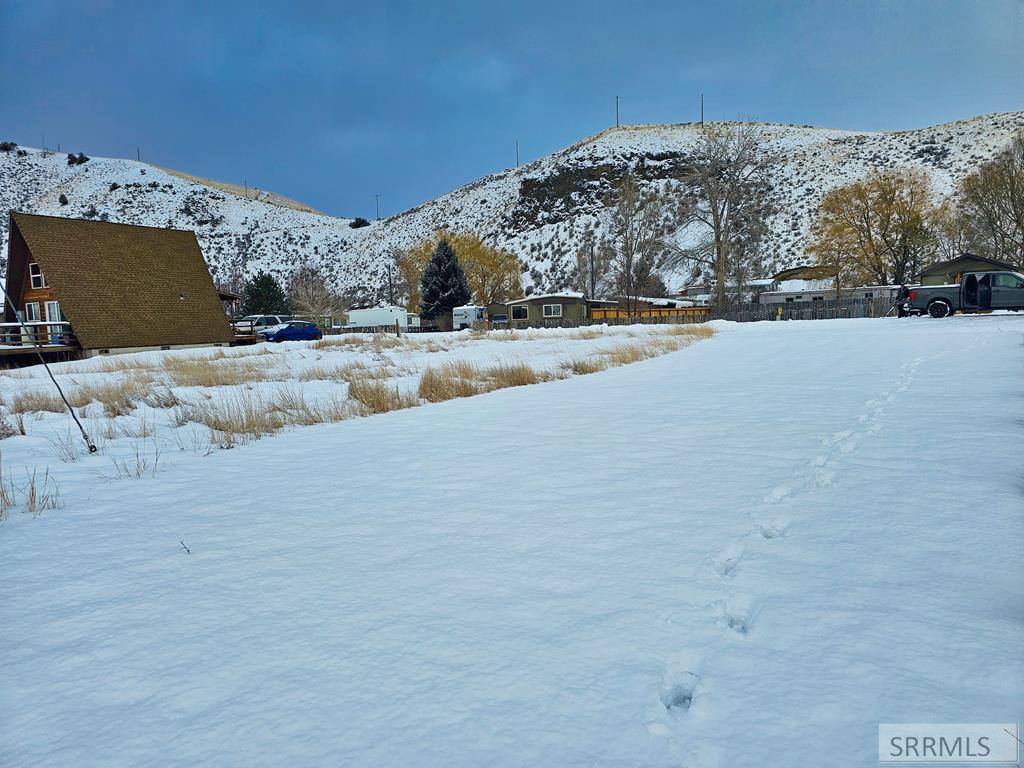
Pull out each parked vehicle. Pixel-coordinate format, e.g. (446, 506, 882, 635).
(257, 320, 322, 342)
(346, 306, 411, 329)
(453, 305, 487, 330)
(232, 314, 290, 333)
(901, 271, 1024, 318)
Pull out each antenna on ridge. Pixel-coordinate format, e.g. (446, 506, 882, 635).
(615, 96, 620, 128)
(701, 93, 704, 126)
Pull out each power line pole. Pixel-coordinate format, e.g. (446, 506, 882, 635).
(515, 139, 519, 168)
(615, 96, 620, 128)
(700, 93, 704, 125)
(137, 147, 141, 162)
(374, 194, 381, 220)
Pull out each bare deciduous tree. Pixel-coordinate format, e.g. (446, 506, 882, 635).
(572, 232, 614, 298)
(667, 123, 777, 305)
(288, 264, 344, 319)
(603, 172, 677, 317)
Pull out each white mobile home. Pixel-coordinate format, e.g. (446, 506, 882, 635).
(346, 305, 412, 329)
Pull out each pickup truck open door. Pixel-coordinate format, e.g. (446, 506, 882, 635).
(961, 274, 981, 311)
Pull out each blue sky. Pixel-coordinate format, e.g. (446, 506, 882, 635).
(2, 0, 1021, 218)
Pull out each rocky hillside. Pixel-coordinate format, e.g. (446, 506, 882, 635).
(2, 111, 1021, 299)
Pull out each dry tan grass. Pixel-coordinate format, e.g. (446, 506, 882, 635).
(312, 335, 366, 350)
(655, 323, 715, 338)
(68, 378, 148, 417)
(22, 466, 61, 516)
(297, 361, 397, 383)
(162, 357, 273, 388)
(418, 360, 551, 403)
(269, 384, 349, 425)
(347, 380, 419, 415)
(602, 343, 656, 366)
(418, 362, 484, 402)
(561, 357, 610, 375)
(10, 391, 65, 414)
(0, 455, 13, 522)
(483, 362, 547, 388)
(177, 391, 285, 446)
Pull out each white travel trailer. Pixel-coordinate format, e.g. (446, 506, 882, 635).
(346, 305, 411, 329)
(452, 305, 487, 330)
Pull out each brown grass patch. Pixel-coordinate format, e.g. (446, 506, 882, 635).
(418, 360, 550, 403)
(163, 357, 272, 387)
(656, 324, 715, 338)
(561, 357, 609, 375)
(347, 380, 418, 415)
(68, 378, 148, 416)
(10, 391, 65, 414)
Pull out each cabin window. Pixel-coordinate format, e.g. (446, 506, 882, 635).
(24, 302, 41, 321)
(511, 305, 528, 320)
(785, 297, 795, 303)
(812, 296, 824, 302)
(542, 304, 562, 318)
(863, 292, 874, 299)
(29, 262, 47, 289)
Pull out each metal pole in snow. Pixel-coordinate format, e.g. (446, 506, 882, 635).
(615, 96, 620, 127)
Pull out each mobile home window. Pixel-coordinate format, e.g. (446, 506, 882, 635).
(511, 305, 528, 320)
(542, 304, 562, 318)
(29, 263, 47, 289)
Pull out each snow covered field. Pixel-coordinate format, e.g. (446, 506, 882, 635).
(1, 317, 1021, 767)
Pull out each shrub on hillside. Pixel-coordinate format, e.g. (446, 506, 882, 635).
(59, 194, 68, 206)
(349, 217, 371, 229)
(67, 152, 90, 166)
(0, 141, 16, 152)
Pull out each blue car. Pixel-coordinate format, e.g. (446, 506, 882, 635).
(258, 320, 323, 342)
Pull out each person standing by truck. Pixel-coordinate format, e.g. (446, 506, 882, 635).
(896, 284, 910, 317)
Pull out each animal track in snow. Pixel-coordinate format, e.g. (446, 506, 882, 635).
(711, 541, 745, 578)
(661, 671, 701, 713)
(762, 485, 792, 505)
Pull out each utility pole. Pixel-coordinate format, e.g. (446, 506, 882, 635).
(386, 261, 395, 305)
(41, 131, 45, 150)
(244, 180, 248, 199)
(700, 93, 704, 125)
(137, 147, 141, 162)
(374, 194, 381, 220)
(515, 139, 519, 168)
(615, 96, 620, 128)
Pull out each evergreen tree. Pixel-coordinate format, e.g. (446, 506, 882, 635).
(241, 271, 290, 315)
(419, 238, 471, 328)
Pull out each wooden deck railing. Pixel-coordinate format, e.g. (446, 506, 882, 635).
(0, 322, 77, 348)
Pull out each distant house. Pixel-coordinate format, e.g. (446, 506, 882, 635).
(505, 292, 590, 325)
(680, 278, 779, 305)
(918, 253, 1018, 285)
(4, 212, 234, 357)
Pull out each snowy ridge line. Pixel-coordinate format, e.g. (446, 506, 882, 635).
(2, 111, 1022, 298)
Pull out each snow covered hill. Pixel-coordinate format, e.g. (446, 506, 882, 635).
(2, 111, 1022, 298)
(1, 316, 1021, 766)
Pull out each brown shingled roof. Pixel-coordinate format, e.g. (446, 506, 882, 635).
(8, 212, 234, 350)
